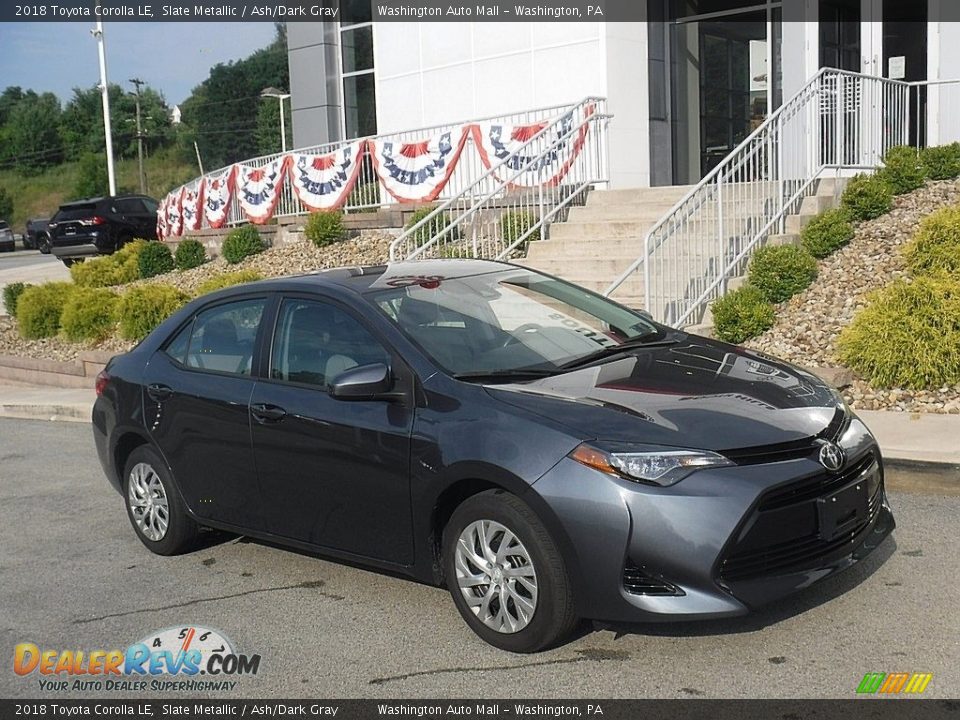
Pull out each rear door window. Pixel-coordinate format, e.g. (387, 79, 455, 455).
(164, 298, 267, 376)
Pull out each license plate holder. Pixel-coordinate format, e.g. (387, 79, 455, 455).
(818, 480, 869, 541)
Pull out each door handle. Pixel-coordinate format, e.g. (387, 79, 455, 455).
(251, 403, 287, 423)
(146, 383, 173, 402)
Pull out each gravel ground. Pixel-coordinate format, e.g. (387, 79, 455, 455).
(0, 232, 394, 363)
(746, 179, 960, 414)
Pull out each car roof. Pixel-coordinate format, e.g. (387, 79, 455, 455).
(58, 194, 155, 208)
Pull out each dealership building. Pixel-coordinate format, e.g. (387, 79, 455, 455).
(286, 1, 960, 189)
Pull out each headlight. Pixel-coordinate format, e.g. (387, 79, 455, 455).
(569, 443, 732, 487)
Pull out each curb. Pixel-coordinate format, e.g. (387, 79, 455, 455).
(883, 458, 960, 495)
(0, 404, 91, 423)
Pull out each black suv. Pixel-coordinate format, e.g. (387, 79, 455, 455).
(50, 195, 159, 266)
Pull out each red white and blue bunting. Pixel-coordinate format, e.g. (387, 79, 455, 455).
(180, 184, 204, 233)
(472, 103, 595, 188)
(203, 167, 235, 229)
(289, 140, 366, 211)
(236, 157, 289, 224)
(368, 128, 469, 203)
(165, 190, 183, 238)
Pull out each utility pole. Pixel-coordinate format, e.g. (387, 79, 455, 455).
(129, 77, 147, 193)
(92, 13, 116, 195)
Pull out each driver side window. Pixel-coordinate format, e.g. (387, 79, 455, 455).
(167, 298, 265, 376)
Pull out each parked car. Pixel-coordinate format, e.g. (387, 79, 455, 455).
(0, 221, 15, 252)
(25, 217, 52, 253)
(93, 260, 895, 652)
(49, 194, 159, 266)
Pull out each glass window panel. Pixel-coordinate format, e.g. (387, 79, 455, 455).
(341, 26, 374, 74)
(184, 299, 266, 376)
(343, 73, 378, 139)
(340, 0, 372, 25)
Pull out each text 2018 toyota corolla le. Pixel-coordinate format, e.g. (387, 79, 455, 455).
(93, 260, 895, 652)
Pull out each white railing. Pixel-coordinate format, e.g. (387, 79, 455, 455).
(604, 69, 955, 328)
(168, 99, 601, 230)
(388, 98, 610, 262)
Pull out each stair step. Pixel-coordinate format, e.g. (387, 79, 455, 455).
(785, 213, 815, 234)
(766, 233, 801, 246)
(585, 187, 696, 206)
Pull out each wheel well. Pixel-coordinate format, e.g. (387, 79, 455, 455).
(113, 432, 149, 487)
(429, 479, 503, 584)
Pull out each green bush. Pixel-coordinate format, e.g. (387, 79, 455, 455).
(304, 210, 347, 248)
(500, 210, 541, 246)
(712, 286, 776, 344)
(3, 282, 30, 318)
(406, 205, 456, 246)
(174, 238, 207, 271)
(841, 173, 894, 221)
(748, 245, 818, 303)
(903, 205, 960, 277)
(195, 270, 264, 296)
(117, 284, 190, 340)
(221, 225, 265, 264)
(879, 145, 925, 195)
(837, 275, 960, 389)
(70, 240, 147, 288)
(16, 282, 75, 339)
(920, 142, 960, 181)
(138, 241, 175, 279)
(60, 287, 119, 342)
(800, 208, 855, 259)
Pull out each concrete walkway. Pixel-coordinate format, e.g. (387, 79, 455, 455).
(0, 383, 958, 469)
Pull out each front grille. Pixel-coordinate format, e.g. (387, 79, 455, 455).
(623, 561, 684, 596)
(719, 454, 883, 582)
(721, 407, 849, 467)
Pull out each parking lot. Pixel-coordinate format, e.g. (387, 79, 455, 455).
(1, 418, 958, 699)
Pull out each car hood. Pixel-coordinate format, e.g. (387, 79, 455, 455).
(483, 334, 843, 452)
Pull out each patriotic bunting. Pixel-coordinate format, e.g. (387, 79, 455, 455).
(368, 127, 469, 203)
(472, 103, 595, 188)
(203, 167, 235, 229)
(236, 157, 289, 224)
(165, 190, 183, 238)
(180, 184, 204, 233)
(289, 140, 366, 211)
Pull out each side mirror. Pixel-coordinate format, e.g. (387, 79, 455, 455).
(329, 363, 401, 401)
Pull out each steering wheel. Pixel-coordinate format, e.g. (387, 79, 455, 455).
(501, 323, 544, 348)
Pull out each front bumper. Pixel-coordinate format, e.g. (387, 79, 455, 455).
(531, 417, 895, 623)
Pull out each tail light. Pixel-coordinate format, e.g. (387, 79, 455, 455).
(95, 370, 110, 396)
(79, 216, 107, 226)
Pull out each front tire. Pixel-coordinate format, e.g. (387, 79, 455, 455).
(443, 490, 578, 653)
(37, 234, 50, 254)
(123, 446, 199, 555)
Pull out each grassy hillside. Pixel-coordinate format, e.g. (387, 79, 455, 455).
(0, 147, 198, 229)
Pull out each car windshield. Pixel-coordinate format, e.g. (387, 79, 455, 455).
(369, 268, 660, 377)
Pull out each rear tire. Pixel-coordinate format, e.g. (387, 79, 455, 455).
(123, 445, 199, 556)
(37, 234, 50, 254)
(443, 490, 578, 653)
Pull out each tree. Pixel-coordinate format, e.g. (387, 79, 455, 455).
(255, 95, 292, 156)
(0, 186, 13, 220)
(7, 92, 63, 171)
(73, 153, 109, 200)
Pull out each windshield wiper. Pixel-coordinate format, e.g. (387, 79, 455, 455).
(453, 368, 559, 382)
(558, 334, 679, 370)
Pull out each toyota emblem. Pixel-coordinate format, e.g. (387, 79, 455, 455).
(818, 442, 845, 472)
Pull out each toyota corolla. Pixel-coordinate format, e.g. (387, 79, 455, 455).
(92, 260, 894, 652)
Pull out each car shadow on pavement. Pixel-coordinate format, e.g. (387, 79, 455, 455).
(597, 534, 897, 640)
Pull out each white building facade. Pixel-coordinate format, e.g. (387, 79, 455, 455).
(287, 0, 960, 189)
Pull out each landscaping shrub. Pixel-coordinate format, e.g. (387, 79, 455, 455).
(195, 270, 263, 296)
(3, 282, 30, 318)
(221, 225, 265, 264)
(903, 205, 960, 278)
(879, 145, 925, 195)
(174, 238, 207, 271)
(920, 142, 960, 181)
(711, 286, 776, 344)
(138, 241, 175, 279)
(117, 284, 189, 340)
(304, 210, 347, 248)
(406, 205, 456, 245)
(841, 173, 894, 221)
(16, 282, 75, 339)
(837, 275, 960, 389)
(500, 210, 541, 245)
(60, 287, 119, 341)
(748, 245, 818, 303)
(800, 208, 855, 259)
(70, 240, 146, 287)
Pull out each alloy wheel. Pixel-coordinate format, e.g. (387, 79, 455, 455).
(127, 462, 170, 542)
(455, 519, 538, 633)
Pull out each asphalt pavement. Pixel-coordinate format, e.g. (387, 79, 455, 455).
(0, 250, 69, 314)
(1, 419, 958, 699)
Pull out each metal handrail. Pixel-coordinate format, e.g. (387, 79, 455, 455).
(389, 97, 609, 262)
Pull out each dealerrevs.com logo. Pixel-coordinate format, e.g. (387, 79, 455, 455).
(14, 626, 261, 693)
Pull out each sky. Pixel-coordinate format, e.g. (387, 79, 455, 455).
(0, 22, 278, 106)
